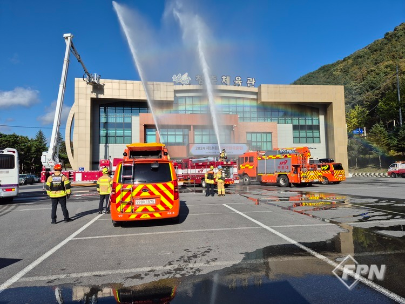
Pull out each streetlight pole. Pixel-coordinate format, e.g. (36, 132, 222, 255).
(397, 64, 402, 127)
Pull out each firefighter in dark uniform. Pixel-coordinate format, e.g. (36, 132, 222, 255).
(205, 166, 215, 197)
(97, 167, 113, 214)
(45, 163, 72, 224)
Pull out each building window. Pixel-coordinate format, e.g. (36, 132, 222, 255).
(293, 124, 320, 143)
(100, 103, 149, 144)
(145, 128, 156, 143)
(171, 96, 207, 114)
(246, 132, 272, 151)
(194, 128, 231, 144)
(160, 128, 189, 145)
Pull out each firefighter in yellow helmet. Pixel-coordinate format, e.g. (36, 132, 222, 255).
(97, 167, 113, 214)
(45, 163, 72, 224)
(219, 149, 227, 161)
(205, 165, 215, 197)
(216, 165, 225, 196)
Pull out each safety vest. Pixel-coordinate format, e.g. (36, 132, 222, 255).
(205, 170, 215, 184)
(216, 171, 224, 183)
(45, 173, 71, 198)
(220, 152, 227, 159)
(97, 174, 113, 195)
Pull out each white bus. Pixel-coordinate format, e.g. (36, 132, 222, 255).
(0, 148, 19, 202)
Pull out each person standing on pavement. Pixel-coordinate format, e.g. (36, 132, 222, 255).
(205, 166, 215, 197)
(97, 167, 113, 214)
(45, 164, 72, 224)
(216, 166, 225, 196)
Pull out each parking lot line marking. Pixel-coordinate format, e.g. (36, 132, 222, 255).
(72, 226, 262, 240)
(20, 260, 268, 282)
(223, 204, 405, 303)
(0, 214, 103, 294)
(269, 223, 334, 228)
(17, 208, 52, 211)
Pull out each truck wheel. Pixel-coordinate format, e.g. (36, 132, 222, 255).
(321, 177, 329, 185)
(201, 180, 206, 188)
(391, 173, 397, 178)
(277, 175, 289, 187)
(112, 220, 121, 227)
(243, 175, 251, 185)
(402, 174, 405, 178)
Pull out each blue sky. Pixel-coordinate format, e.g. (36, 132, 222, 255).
(0, 0, 404, 141)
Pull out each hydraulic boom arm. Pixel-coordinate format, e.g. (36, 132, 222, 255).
(41, 33, 101, 169)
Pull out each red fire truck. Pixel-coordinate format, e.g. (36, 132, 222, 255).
(174, 157, 239, 187)
(238, 147, 320, 187)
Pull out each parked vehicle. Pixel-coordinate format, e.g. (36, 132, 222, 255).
(30, 175, 40, 183)
(238, 147, 320, 187)
(174, 158, 239, 188)
(0, 148, 19, 202)
(387, 162, 405, 178)
(19, 174, 34, 185)
(110, 143, 180, 227)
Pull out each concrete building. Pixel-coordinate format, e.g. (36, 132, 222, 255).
(66, 79, 348, 171)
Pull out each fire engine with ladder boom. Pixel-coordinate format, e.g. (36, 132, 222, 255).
(41, 33, 107, 183)
(174, 157, 239, 187)
(238, 147, 320, 187)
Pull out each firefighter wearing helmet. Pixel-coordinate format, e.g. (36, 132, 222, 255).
(216, 166, 225, 196)
(45, 163, 72, 224)
(219, 149, 227, 161)
(97, 167, 113, 214)
(205, 165, 215, 197)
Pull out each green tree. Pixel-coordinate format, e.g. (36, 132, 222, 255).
(31, 130, 48, 173)
(0, 133, 32, 173)
(57, 131, 70, 169)
(346, 105, 368, 132)
(367, 123, 390, 168)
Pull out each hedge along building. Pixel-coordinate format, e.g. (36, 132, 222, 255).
(65, 78, 348, 172)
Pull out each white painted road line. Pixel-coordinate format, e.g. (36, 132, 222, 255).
(72, 226, 262, 240)
(223, 204, 405, 303)
(17, 208, 52, 211)
(0, 214, 103, 294)
(269, 223, 335, 228)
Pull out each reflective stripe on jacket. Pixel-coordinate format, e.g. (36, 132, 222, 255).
(45, 174, 71, 198)
(215, 171, 224, 183)
(205, 170, 215, 184)
(97, 175, 113, 195)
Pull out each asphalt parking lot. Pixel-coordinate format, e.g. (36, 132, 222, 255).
(0, 178, 405, 303)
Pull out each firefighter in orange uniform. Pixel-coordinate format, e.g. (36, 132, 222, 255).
(97, 167, 113, 214)
(216, 165, 225, 196)
(45, 164, 72, 224)
(205, 166, 215, 197)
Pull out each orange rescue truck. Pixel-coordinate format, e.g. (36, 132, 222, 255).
(238, 147, 320, 187)
(314, 161, 346, 184)
(110, 143, 180, 227)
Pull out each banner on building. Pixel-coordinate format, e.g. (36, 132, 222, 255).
(189, 144, 249, 156)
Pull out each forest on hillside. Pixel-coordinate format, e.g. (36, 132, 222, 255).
(293, 23, 405, 169)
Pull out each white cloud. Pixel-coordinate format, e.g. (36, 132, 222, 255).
(37, 101, 71, 125)
(0, 87, 40, 109)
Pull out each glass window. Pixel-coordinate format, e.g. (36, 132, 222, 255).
(145, 128, 156, 143)
(246, 132, 272, 151)
(0, 155, 15, 169)
(120, 163, 172, 184)
(249, 156, 253, 162)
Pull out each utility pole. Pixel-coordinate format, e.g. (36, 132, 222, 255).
(397, 64, 402, 127)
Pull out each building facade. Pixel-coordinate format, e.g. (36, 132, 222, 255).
(66, 79, 348, 171)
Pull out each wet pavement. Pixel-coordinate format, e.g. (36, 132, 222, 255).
(1, 179, 405, 303)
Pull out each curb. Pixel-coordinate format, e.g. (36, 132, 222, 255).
(351, 172, 389, 177)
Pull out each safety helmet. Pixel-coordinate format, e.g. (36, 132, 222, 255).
(102, 167, 109, 174)
(54, 164, 62, 171)
(222, 149, 225, 151)
(218, 166, 222, 169)
(210, 166, 214, 170)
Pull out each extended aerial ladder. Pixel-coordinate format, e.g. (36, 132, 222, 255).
(41, 33, 101, 169)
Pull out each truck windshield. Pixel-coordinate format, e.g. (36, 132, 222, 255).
(120, 163, 172, 184)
